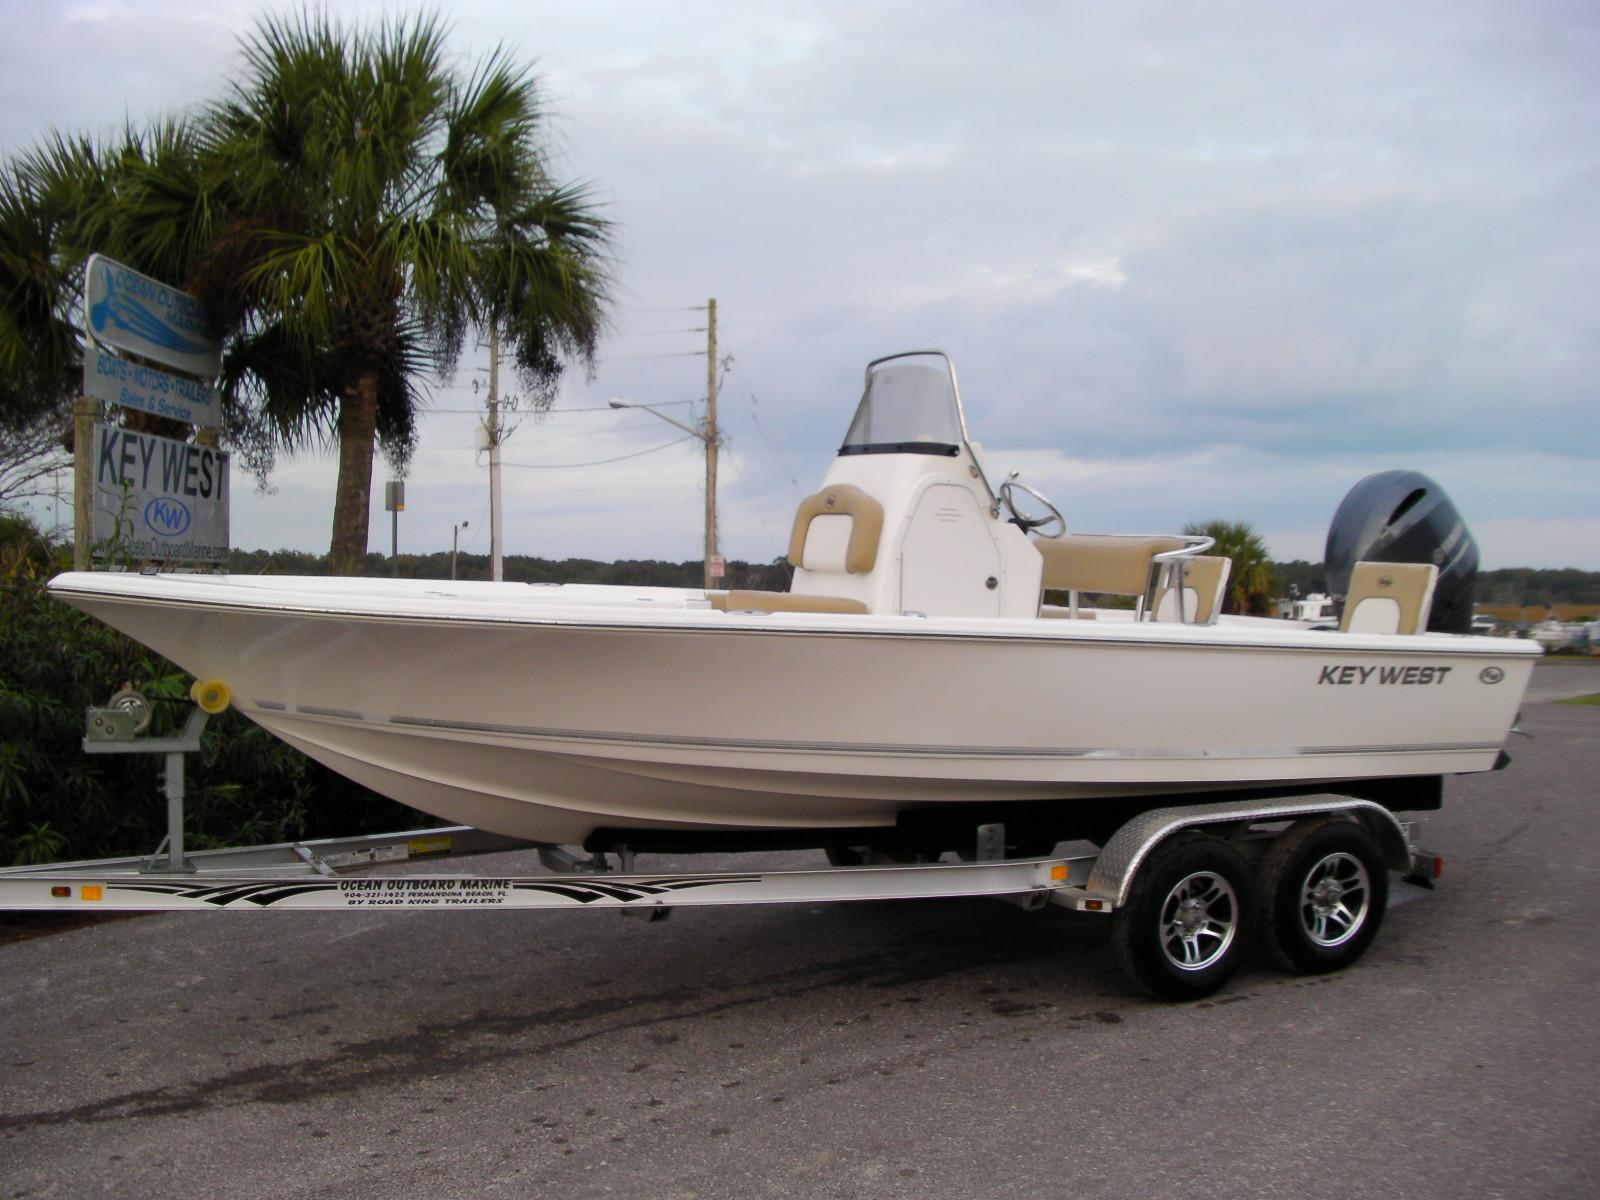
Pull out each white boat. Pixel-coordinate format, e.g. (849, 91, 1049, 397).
(1530, 619, 1582, 652)
(50, 352, 1540, 853)
(1277, 592, 1339, 627)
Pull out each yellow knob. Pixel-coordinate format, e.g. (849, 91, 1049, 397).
(190, 678, 231, 714)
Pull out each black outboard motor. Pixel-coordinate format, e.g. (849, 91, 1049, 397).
(1324, 470, 1479, 634)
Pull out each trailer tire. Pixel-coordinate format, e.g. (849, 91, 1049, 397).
(1257, 817, 1387, 975)
(1111, 835, 1254, 1001)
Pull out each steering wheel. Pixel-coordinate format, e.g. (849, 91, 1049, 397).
(999, 479, 1065, 538)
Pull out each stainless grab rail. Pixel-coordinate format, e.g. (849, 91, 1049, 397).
(1147, 535, 1217, 623)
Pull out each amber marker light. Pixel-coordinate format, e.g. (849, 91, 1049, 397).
(1050, 864, 1068, 881)
(51, 886, 71, 898)
(83, 886, 103, 901)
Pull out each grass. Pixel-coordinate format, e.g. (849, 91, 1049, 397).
(1558, 693, 1600, 706)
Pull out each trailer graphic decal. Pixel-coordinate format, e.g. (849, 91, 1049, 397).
(111, 882, 340, 906)
(105, 874, 764, 909)
(509, 876, 763, 904)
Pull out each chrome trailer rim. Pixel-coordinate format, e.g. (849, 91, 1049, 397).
(1298, 851, 1372, 948)
(1158, 870, 1240, 972)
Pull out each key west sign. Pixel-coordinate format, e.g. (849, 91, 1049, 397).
(81, 255, 229, 564)
(92, 427, 230, 563)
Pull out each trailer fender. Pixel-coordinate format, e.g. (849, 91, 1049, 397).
(1086, 796, 1411, 910)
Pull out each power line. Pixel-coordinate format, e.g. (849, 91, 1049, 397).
(595, 351, 704, 364)
(722, 352, 807, 498)
(428, 400, 694, 415)
(500, 434, 698, 470)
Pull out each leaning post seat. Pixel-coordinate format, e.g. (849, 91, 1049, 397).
(787, 484, 885, 575)
(707, 485, 884, 617)
(1339, 561, 1440, 635)
(1031, 533, 1187, 618)
(1152, 555, 1233, 625)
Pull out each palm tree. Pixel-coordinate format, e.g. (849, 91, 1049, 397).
(1185, 520, 1276, 615)
(0, 131, 168, 518)
(27, 13, 608, 573)
(201, 12, 610, 573)
(0, 137, 95, 435)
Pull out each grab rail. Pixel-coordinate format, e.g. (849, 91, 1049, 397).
(1147, 535, 1217, 623)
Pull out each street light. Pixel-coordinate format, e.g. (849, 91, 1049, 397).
(609, 398, 722, 590)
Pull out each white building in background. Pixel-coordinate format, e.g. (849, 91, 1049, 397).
(1276, 591, 1338, 626)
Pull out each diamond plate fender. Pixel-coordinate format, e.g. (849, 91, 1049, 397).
(1085, 796, 1412, 909)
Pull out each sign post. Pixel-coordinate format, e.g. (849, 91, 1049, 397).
(385, 481, 405, 577)
(72, 396, 97, 570)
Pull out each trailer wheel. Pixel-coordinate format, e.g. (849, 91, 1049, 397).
(1257, 817, 1387, 975)
(1111, 835, 1254, 1001)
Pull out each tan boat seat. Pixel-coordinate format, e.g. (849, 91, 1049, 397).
(1032, 533, 1187, 597)
(788, 484, 884, 575)
(709, 590, 869, 615)
(1339, 562, 1438, 635)
(1152, 556, 1233, 625)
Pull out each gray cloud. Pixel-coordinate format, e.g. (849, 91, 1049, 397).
(3, 0, 1596, 567)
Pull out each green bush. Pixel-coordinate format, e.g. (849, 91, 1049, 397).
(0, 518, 423, 865)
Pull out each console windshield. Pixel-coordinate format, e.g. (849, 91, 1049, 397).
(840, 352, 965, 456)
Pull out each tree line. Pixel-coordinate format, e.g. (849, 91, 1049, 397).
(1272, 559, 1599, 607)
(229, 546, 1600, 605)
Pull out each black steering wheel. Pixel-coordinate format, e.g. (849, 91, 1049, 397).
(999, 479, 1065, 538)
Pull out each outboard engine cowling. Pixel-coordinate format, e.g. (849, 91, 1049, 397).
(1324, 470, 1479, 634)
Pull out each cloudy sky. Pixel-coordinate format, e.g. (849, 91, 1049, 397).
(3, 0, 1596, 569)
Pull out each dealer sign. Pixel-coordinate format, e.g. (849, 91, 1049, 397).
(92, 425, 230, 564)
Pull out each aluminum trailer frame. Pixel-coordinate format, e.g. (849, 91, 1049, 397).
(0, 699, 1441, 1001)
(0, 795, 1424, 913)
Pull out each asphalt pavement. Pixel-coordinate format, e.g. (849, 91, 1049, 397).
(2, 659, 1598, 1199)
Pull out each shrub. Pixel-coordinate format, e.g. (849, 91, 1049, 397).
(0, 518, 422, 864)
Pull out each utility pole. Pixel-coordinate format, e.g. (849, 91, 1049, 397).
(452, 520, 469, 581)
(72, 393, 96, 570)
(488, 324, 504, 583)
(704, 298, 720, 591)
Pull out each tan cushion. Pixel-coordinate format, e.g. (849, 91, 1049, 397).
(1340, 562, 1438, 635)
(709, 590, 869, 615)
(1152, 555, 1233, 624)
(787, 485, 884, 575)
(1032, 534, 1187, 596)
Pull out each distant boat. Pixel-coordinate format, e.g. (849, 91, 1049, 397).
(1530, 619, 1582, 651)
(1277, 592, 1339, 627)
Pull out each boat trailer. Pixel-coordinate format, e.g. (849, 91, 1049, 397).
(0, 695, 1443, 1002)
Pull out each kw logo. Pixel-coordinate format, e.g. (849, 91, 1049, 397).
(144, 497, 192, 537)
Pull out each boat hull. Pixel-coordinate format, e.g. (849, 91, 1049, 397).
(49, 574, 1539, 845)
